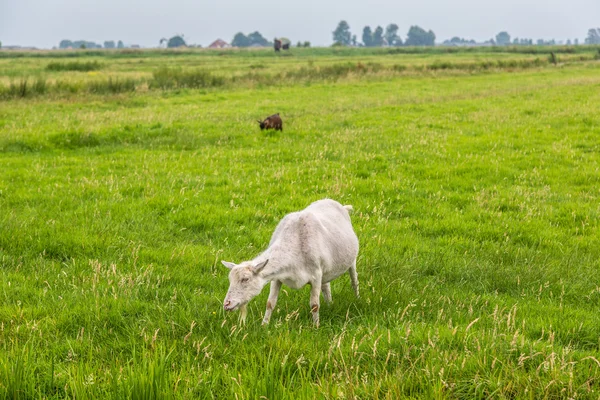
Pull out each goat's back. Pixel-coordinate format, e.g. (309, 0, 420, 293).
(270, 199, 358, 281)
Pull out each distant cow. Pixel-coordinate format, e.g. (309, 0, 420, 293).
(258, 113, 283, 131)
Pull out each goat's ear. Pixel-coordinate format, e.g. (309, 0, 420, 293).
(252, 259, 268, 273)
(221, 261, 237, 269)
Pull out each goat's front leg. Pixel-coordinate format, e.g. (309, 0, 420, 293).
(263, 280, 282, 325)
(239, 304, 248, 324)
(310, 277, 322, 327)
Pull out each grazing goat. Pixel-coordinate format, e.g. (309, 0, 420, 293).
(222, 199, 359, 326)
(257, 113, 283, 131)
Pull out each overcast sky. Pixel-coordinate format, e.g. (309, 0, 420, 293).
(1, 0, 598, 48)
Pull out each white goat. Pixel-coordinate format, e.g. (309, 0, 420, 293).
(222, 199, 359, 326)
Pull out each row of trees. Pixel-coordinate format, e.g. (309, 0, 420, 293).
(333, 21, 600, 47)
(494, 32, 585, 46)
(333, 21, 435, 47)
(442, 37, 477, 46)
(51, 27, 600, 50)
(60, 36, 191, 49)
(231, 31, 270, 47)
(59, 40, 124, 49)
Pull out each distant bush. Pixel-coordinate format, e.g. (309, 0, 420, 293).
(150, 67, 225, 89)
(87, 77, 137, 94)
(48, 131, 101, 149)
(249, 63, 267, 69)
(284, 62, 384, 81)
(32, 77, 48, 94)
(0, 77, 49, 98)
(9, 79, 30, 98)
(0, 76, 136, 99)
(46, 61, 103, 72)
(426, 58, 546, 71)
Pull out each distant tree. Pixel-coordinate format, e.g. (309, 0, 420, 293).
(495, 31, 511, 45)
(167, 35, 186, 48)
(104, 40, 115, 49)
(232, 33, 250, 47)
(362, 26, 373, 47)
(585, 28, 600, 44)
(372, 26, 384, 46)
(59, 40, 73, 49)
(351, 35, 357, 47)
(332, 20, 352, 46)
(405, 26, 435, 46)
(384, 24, 402, 46)
(159, 38, 168, 48)
(303, 41, 311, 48)
(566, 39, 572, 45)
(536, 39, 544, 46)
(574, 38, 579, 45)
(117, 40, 124, 49)
(248, 31, 269, 46)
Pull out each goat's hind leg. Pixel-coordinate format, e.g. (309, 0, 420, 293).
(310, 277, 322, 327)
(349, 260, 359, 298)
(321, 282, 332, 304)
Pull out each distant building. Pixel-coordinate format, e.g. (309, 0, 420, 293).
(130, 44, 140, 49)
(208, 39, 231, 49)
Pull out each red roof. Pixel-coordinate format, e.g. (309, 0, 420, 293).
(208, 39, 230, 48)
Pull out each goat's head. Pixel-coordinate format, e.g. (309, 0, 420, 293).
(221, 259, 269, 311)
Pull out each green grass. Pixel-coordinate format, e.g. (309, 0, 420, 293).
(0, 48, 599, 398)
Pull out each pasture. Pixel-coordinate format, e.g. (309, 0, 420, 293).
(1, 46, 600, 398)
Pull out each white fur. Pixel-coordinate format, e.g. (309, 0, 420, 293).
(222, 199, 359, 326)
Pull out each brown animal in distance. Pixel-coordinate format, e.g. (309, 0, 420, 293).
(258, 113, 283, 131)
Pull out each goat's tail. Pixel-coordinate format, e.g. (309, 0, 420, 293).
(343, 205, 354, 213)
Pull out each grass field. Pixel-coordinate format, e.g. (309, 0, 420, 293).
(1, 46, 600, 398)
